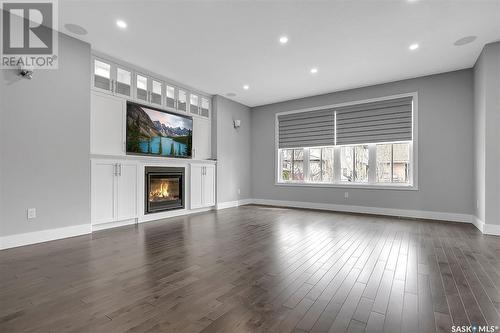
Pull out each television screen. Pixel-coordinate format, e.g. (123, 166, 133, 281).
(126, 102, 193, 158)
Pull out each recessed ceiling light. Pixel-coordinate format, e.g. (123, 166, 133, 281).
(243, 85, 249, 90)
(409, 43, 419, 51)
(116, 20, 127, 29)
(454, 36, 477, 46)
(279, 36, 288, 44)
(310, 68, 318, 74)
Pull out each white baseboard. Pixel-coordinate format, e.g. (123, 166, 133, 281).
(484, 224, 500, 236)
(138, 206, 214, 223)
(216, 199, 253, 210)
(482, 221, 500, 236)
(92, 218, 137, 232)
(2, 201, 495, 251)
(0, 224, 91, 250)
(472, 216, 500, 236)
(251, 198, 473, 224)
(472, 216, 485, 233)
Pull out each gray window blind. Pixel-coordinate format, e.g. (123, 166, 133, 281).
(278, 109, 335, 148)
(336, 97, 413, 145)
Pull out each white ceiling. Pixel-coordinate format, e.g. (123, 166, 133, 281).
(60, 0, 500, 107)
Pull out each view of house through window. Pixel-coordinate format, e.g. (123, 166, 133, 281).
(279, 141, 411, 186)
(281, 149, 304, 181)
(376, 144, 392, 183)
(340, 145, 369, 182)
(309, 147, 334, 182)
(376, 143, 410, 183)
(392, 143, 410, 183)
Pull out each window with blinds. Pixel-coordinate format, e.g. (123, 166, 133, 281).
(276, 95, 416, 187)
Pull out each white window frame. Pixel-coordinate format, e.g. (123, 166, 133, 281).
(274, 92, 418, 191)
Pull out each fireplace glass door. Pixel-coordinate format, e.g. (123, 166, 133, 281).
(145, 167, 184, 214)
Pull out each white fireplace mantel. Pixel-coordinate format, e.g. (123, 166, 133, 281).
(90, 154, 217, 231)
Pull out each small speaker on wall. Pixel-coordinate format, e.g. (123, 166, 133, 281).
(19, 67, 34, 79)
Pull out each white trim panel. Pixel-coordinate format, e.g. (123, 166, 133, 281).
(0, 224, 91, 250)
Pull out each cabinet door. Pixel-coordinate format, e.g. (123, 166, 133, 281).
(201, 97, 210, 118)
(136, 74, 149, 102)
(193, 118, 211, 160)
(203, 165, 216, 207)
(189, 93, 200, 115)
(116, 163, 137, 220)
(93, 58, 112, 93)
(114, 67, 132, 97)
(151, 79, 163, 106)
(190, 165, 203, 209)
(91, 161, 116, 225)
(166, 85, 176, 108)
(178, 89, 187, 111)
(91, 92, 125, 155)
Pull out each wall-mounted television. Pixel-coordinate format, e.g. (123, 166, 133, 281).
(126, 102, 193, 158)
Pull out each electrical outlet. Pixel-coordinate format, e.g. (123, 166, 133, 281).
(27, 208, 36, 219)
(237, 188, 241, 195)
(344, 192, 349, 200)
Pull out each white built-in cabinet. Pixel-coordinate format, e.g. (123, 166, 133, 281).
(91, 90, 212, 159)
(135, 74, 164, 106)
(190, 164, 216, 209)
(91, 160, 138, 225)
(93, 57, 133, 98)
(92, 56, 211, 119)
(192, 117, 211, 160)
(91, 92, 125, 155)
(200, 97, 210, 118)
(203, 165, 216, 207)
(90, 54, 217, 226)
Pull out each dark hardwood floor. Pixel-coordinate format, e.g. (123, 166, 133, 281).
(1, 205, 500, 333)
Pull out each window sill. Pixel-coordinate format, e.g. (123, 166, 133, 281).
(275, 182, 418, 191)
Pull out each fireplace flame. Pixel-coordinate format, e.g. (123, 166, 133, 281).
(150, 181, 171, 200)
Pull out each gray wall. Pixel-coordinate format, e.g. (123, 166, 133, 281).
(0, 33, 91, 236)
(473, 41, 500, 225)
(0, 67, 3, 233)
(213, 96, 252, 203)
(251, 70, 474, 215)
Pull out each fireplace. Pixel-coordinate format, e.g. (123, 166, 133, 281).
(145, 166, 184, 214)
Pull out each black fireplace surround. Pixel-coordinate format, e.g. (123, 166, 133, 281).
(145, 166, 185, 214)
